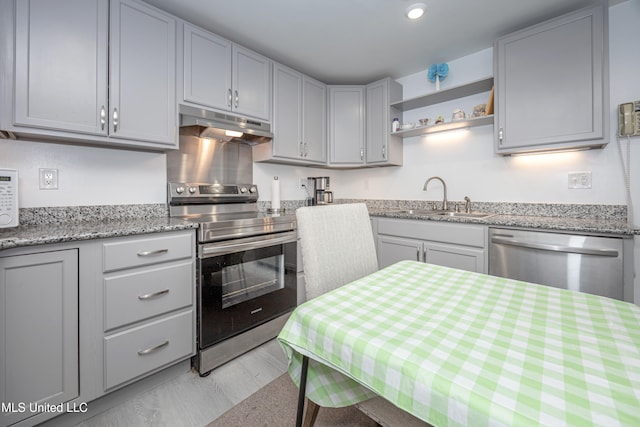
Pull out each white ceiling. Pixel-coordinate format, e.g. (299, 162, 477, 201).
(145, 0, 601, 85)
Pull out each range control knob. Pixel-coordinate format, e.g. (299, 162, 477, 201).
(240, 186, 247, 193)
(188, 186, 197, 194)
(175, 186, 185, 194)
(249, 186, 257, 193)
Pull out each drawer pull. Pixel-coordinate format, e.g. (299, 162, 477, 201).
(138, 289, 170, 300)
(138, 340, 169, 356)
(137, 249, 169, 257)
(250, 307, 263, 315)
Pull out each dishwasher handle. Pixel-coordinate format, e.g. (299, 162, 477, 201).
(490, 235, 619, 257)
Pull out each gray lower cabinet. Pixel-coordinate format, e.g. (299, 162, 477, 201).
(376, 218, 486, 273)
(494, 5, 608, 154)
(101, 231, 195, 391)
(1, 0, 177, 149)
(0, 249, 79, 427)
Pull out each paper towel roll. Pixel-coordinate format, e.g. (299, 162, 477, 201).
(271, 176, 280, 210)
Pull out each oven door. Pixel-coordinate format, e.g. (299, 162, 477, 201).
(198, 231, 297, 349)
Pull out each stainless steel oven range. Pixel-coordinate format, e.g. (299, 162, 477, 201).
(168, 182, 297, 376)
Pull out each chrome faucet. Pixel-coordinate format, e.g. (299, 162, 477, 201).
(423, 176, 448, 211)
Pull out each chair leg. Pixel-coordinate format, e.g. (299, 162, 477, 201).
(302, 398, 320, 427)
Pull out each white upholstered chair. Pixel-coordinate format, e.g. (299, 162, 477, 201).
(295, 203, 429, 427)
(296, 203, 378, 301)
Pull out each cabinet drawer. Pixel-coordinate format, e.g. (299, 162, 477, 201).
(103, 232, 192, 272)
(104, 310, 193, 390)
(104, 261, 193, 331)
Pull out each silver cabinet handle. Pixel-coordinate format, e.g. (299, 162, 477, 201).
(382, 144, 386, 159)
(138, 340, 169, 356)
(112, 108, 119, 132)
(100, 106, 106, 130)
(360, 148, 364, 161)
(416, 248, 420, 261)
(498, 128, 503, 145)
(234, 90, 239, 108)
(299, 141, 304, 157)
(228, 89, 232, 108)
(490, 236, 619, 257)
(137, 249, 169, 257)
(250, 307, 263, 315)
(303, 142, 308, 157)
(138, 289, 170, 300)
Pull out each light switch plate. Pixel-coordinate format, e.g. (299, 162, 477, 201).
(568, 171, 591, 189)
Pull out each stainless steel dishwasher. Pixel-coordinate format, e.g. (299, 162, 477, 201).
(489, 228, 625, 301)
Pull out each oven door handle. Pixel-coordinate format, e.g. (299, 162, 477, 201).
(200, 231, 297, 257)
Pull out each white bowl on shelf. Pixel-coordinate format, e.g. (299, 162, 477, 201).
(400, 123, 414, 130)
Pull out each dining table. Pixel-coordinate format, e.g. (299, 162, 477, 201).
(277, 260, 640, 427)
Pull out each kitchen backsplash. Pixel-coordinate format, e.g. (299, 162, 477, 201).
(261, 199, 628, 221)
(18, 204, 168, 226)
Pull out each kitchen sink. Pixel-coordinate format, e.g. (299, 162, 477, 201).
(388, 209, 440, 215)
(436, 211, 494, 219)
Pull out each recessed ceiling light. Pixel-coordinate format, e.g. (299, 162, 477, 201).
(406, 3, 426, 20)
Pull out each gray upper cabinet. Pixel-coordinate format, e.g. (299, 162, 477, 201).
(181, 23, 270, 121)
(302, 77, 328, 163)
(366, 78, 402, 165)
(258, 63, 326, 164)
(4, 0, 177, 149)
(328, 86, 366, 166)
(0, 249, 79, 427)
(494, 5, 608, 154)
(13, 0, 108, 136)
(109, 0, 176, 146)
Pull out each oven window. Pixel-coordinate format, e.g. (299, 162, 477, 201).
(220, 248, 284, 308)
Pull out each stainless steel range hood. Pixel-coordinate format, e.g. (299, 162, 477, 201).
(179, 104, 272, 145)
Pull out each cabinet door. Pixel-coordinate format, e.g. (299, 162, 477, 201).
(424, 242, 485, 273)
(302, 76, 327, 163)
(366, 78, 402, 165)
(329, 86, 365, 165)
(232, 45, 271, 121)
(495, 6, 606, 153)
(14, 0, 108, 135)
(0, 249, 78, 426)
(272, 64, 303, 160)
(377, 236, 422, 269)
(182, 23, 232, 112)
(110, 0, 176, 146)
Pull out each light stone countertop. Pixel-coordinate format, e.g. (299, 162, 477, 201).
(369, 209, 634, 236)
(0, 201, 636, 252)
(0, 216, 198, 250)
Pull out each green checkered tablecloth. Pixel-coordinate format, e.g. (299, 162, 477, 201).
(277, 260, 640, 427)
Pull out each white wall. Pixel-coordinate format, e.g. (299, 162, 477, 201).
(2, 1, 638, 223)
(256, 1, 639, 219)
(2, 140, 166, 207)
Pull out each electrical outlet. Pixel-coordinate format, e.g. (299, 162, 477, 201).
(568, 171, 591, 189)
(39, 168, 58, 190)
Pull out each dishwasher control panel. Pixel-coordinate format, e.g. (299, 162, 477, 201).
(0, 168, 19, 228)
